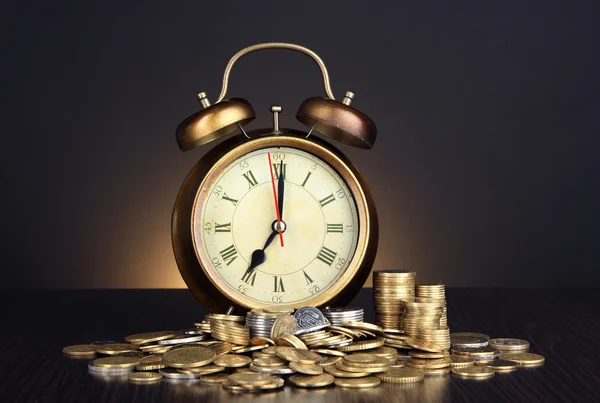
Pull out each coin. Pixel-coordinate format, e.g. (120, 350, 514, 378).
(276, 334, 308, 350)
(162, 346, 216, 368)
(322, 307, 364, 325)
(157, 334, 207, 345)
(248, 363, 295, 375)
(499, 352, 545, 366)
(88, 362, 134, 374)
(338, 338, 385, 352)
(213, 354, 252, 368)
(294, 307, 329, 328)
(200, 373, 231, 384)
(323, 364, 370, 378)
(135, 355, 166, 371)
(488, 338, 530, 351)
(340, 322, 384, 335)
(276, 347, 322, 364)
(452, 366, 495, 378)
(95, 344, 138, 355)
(228, 372, 274, 386)
(128, 372, 162, 383)
(93, 356, 141, 368)
(422, 367, 451, 376)
(270, 314, 298, 339)
(250, 336, 275, 346)
(252, 356, 287, 367)
(450, 355, 475, 368)
(311, 348, 346, 357)
(406, 357, 451, 369)
(451, 346, 500, 357)
(451, 332, 489, 341)
(479, 359, 518, 372)
(289, 361, 323, 375)
(335, 361, 388, 373)
(62, 344, 97, 357)
(408, 350, 448, 359)
(125, 331, 177, 344)
(450, 334, 488, 348)
(335, 376, 381, 388)
(343, 353, 391, 367)
(376, 367, 424, 383)
(404, 337, 443, 353)
(289, 373, 335, 388)
(177, 365, 225, 375)
(158, 368, 201, 379)
(320, 356, 342, 366)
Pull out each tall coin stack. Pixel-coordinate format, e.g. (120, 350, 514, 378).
(322, 307, 364, 325)
(415, 284, 447, 327)
(402, 284, 451, 351)
(373, 270, 416, 329)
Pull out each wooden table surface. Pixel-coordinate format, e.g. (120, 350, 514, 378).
(1, 288, 598, 402)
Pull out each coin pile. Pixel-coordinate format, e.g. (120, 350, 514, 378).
(322, 307, 364, 325)
(373, 270, 415, 329)
(64, 296, 545, 389)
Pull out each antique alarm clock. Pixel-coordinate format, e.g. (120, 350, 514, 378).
(172, 43, 378, 313)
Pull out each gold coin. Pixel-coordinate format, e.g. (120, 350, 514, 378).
(323, 364, 370, 378)
(214, 354, 252, 368)
(200, 373, 231, 384)
(162, 346, 216, 368)
(343, 353, 391, 367)
(404, 338, 443, 353)
(452, 366, 495, 378)
(252, 356, 287, 367)
(250, 337, 275, 346)
(222, 379, 248, 392)
(276, 347, 322, 364)
(128, 372, 162, 383)
(209, 313, 246, 322)
(480, 359, 518, 372)
(177, 364, 225, 375)
(422, 367, 451, 376)
(276, 334, 308, 350)
(232, 344, 268, 353)
(408, 350, 448, 359)
(210, 341, 233, 355)
(95, 344, 138, 355)
(270, 314, 298, 340)
(451, 346, 499, 357)
(228, 372, 275, 386)
(335, 361, 388, 373)
(499, 353, 545, 366)
(263, 307, 294, 314)
(338, 339, 386, 352)
(257, 377, 285, 391)
(62, 344, 97, 357)
(93, 356, 141, 368)
(320, 356, 342, 367)
(334, 376, 381, 388)
(288, 373, 335, 388)
(125, 331, 177, 344)
(289, 361, 323, 375)
(311, 348, 345, 357)
(340, 322, 384, 335)
(235, 367, 255, 373)
(450, 355, 475, 368)
(376, 367, 424, 383)
(407, 357, 451, 369)
(262, 346, 280, 355)
(136, 355, 166, 371)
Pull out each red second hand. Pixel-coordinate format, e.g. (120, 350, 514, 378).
(267, 152, 284, 247)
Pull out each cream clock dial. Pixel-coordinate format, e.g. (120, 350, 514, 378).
(193, 146, 359, 305)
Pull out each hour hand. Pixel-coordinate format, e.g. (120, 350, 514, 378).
(246, 228, 277, 274)
(277, 159, 285, 219)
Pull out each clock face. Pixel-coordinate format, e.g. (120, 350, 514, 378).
(192, 146, 360, 306)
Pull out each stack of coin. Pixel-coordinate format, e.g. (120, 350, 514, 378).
(488, 338, 530, 353)
(210, 318, 250, 345)
(322, 307, 364, 325)
(401, 299, 450, 350)
(373, 271, 415, 329)
(246, 309, 280, 338)
(406, 350, 451, 375)
(194, 313, 244, 334)
(415, 284, 447, 327)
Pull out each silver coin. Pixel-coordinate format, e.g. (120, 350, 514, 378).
(88, 362, 133, 374)
(157, 334, 207, 345)
(488, 338, 530, 349)
(294, 307, 329, 328)
(450, 334, 488, 348)
(249, 363, 295, 375)
(159, 368, 202, 379)
(183, 329, 206, 335)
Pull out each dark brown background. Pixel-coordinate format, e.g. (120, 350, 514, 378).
(2, 0, 599, 288)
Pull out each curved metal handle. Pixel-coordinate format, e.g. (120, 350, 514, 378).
(216, 42, 335, 103)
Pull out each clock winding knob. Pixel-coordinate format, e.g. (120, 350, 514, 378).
(271, 105, 282, 132)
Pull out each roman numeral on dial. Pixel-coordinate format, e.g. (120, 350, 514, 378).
(242, 170, 258, 188)
(241, 270, 256, 286)
(327, 223, 343, 233)
(301, 172, 312, 187)
(222, 193, 238, 206)
(303, 270, 314, 285)
(273, 276, 285, 292)
(316, 246, 337, 266)
(319, 193, 336, 207)
(215, 222, 231, 232)
(273, 163, 287, 180)
(219, 245, 238, 266)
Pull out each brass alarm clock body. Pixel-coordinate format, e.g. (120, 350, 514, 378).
(172, 42, 378, 313)
(173, 130, 378, 313)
